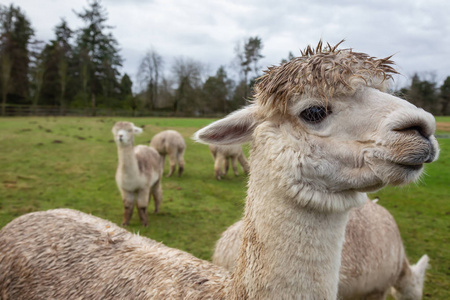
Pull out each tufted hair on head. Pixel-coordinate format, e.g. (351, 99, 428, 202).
(254, 39, 398, 114)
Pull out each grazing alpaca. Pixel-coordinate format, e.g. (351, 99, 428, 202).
(150, 130, 186, 177)
(212, 199, 429, 300)
(0, 41, 438, 299)
(209, 144, 249, 180)
(113, 121, 163, 226)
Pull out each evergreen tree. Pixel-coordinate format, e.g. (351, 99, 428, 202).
(0, 4, 34, 112)
(407, 73, 439, 115)
(40, 19, 73, 110)
(281, 51, 295, 64)
(29, 40, 45, 109)
(120, 73, 137, 112)
(234, 36, 264, 101)
(202, 66, 233, 114)
(440, 76, 450, 115)
(73, 0, 122, 115)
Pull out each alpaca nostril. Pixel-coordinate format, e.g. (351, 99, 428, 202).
(393, 120, 431, 140)
(396, 126, 426, 138)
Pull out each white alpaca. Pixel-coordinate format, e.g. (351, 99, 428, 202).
(113, 121, 163, 226)
(150, 130, 186, 177)
(209, 144, 249, 180)
(212, 199, 429, 300)
(0, 41, 439, 299)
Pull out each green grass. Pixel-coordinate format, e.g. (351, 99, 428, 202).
(0, 116, 448, 299)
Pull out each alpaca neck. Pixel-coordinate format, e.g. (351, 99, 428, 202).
(117, 144, 139, 176)
(227, 178, 357, 299)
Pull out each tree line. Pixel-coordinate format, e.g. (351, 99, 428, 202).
(1, 1, 449, 117)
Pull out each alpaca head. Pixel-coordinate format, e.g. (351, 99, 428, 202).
(195, 41, 439, 212)
(112, 121, 143, 147)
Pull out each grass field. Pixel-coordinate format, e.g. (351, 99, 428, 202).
(0, 116, 449, 298)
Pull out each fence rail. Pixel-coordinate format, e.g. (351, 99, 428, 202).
(1, 105, 223, 118)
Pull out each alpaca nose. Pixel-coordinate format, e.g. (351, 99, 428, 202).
(392, 114, 434, 140)
(391, 111, 438, 164)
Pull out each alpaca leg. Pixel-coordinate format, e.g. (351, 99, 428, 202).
(238, 154, 250, 174)
(136, 188, 150, 226)
(137, 206, 148, 227)
(231, 157, 239, 176)
(121, 190, 135, 226)
(151, 180, 163, 213)
(167, 151, 177, 177)
(159, 154, 166, 176)
(214, 156, 224, 180)
(177, 148, 185, 177)
(224, 158, 230, 176)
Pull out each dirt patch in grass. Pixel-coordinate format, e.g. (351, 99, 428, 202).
(436, 122, 450, 132)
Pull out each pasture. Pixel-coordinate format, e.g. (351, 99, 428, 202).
(0, 116, 449, 299)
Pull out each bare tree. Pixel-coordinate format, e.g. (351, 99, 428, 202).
(137, 48, 163, 110)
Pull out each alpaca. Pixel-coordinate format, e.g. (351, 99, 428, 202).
(150, 130, 186, 177)
(209, 144, 249, 180)
(212, 199, 429, 300)
(0, 41, 439, 299)
(113, 121, 163, 226)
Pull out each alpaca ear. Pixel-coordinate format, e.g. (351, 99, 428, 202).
(133, 125, 143, 135)
(194, 104, 259, 145)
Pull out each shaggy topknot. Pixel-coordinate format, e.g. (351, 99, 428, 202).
(255, 40, 399, 113)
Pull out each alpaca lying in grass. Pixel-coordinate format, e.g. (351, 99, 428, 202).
(113, 121, 163, 226)
(150, 130, 186, 177)
(0, 41, 439, 299)
(209, 144, 249, 180)
(212, 198, 429, 300)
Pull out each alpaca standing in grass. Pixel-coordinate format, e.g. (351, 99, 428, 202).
(113, 121, 163, 226)
(0, 41, 439, 299)
(209, 144, 249, 180)
(212, 199, 429, 300)
(150, 130, 186, 177)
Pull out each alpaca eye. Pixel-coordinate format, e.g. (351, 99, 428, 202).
(300, 106, 330, 123)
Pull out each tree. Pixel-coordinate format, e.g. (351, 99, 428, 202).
(171, 56, 204, 114)
(0, 52, 11, 115)
(440, 76, 450, 115)
(202, 66, 234, 114)
(29, 40, 45, 110)
(118, 73, 137, 112)
(233, 36, 264, 100)
(137, 48, 164, 110)
(39, 19, 73, 111)
(55, 19, 73, 112)
(281, 51, 295, 64)
(406, 73, 439, 115)
(73, 0, 123, 115)
(0, 4, 34, 108)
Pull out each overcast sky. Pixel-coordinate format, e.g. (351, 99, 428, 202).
(7, 0, 450, 90)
